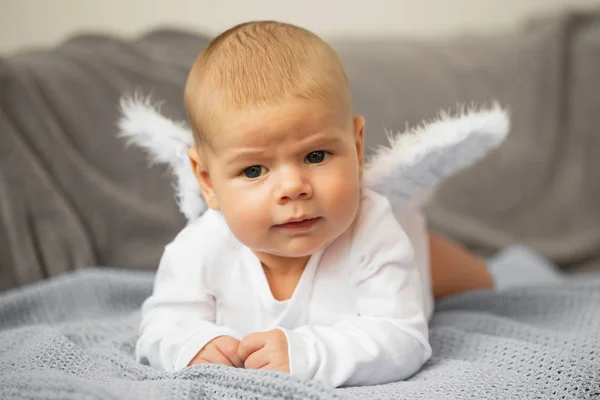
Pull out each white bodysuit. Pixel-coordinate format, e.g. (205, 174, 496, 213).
(136, 189, 433, 388)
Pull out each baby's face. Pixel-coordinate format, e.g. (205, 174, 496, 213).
(193, 101, 364, 259)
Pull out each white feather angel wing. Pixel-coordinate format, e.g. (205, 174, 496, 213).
(363, 104, 509, 210)
(117, 97, 206, 221)
(117, 97, 509, 222)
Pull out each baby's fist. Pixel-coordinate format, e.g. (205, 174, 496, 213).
(188, 335, 243, 368)
(238, 329, 290, 372)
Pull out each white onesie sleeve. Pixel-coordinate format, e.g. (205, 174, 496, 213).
(281, 192, 432, 387)
(135, 241, 241, 371)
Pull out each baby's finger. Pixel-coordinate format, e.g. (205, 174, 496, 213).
(259, 364, 279, 371)
(215, 339, 243, 368)
(197, 346, 234, 367)
(226, 351, 244, 368)
(238, 332, 266, 362)
(188, 356, 210, 366)
(243, 348, 269, 370)
(259, 362, 290, 373)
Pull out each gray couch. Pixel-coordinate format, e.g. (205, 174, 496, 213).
(1, 11, 600, 291)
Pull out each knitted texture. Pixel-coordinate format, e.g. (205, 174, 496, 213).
(1, 269, 598, 399)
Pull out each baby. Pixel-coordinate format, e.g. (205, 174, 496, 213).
(135, 21, 492, 388)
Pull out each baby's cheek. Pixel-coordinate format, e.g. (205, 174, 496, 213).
(322, 170, 360, 222)
(222, 192, 268, 244)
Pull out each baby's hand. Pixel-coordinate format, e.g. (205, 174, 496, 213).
(188, 335, 243, 367)
(238, 329, 290, 372)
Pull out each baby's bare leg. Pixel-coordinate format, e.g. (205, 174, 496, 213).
(428, 231, 493, 300)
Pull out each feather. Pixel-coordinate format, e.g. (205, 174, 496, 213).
(117, 95, 206, 221)
(363, 103, 510, 209)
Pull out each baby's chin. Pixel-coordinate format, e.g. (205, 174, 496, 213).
(256, 237, 334, 259)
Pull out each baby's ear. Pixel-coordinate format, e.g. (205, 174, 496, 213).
(353, 116, 365, 180)
(188, 147, 220, 210)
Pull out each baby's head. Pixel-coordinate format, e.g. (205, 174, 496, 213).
(185, 21, 365, 260)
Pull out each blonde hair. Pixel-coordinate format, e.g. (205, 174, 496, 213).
(184, 21, 352, 147)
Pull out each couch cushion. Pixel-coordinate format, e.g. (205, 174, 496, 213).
(0, 30, 209, 290)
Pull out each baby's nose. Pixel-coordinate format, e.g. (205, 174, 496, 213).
(277, 169, 313, 203)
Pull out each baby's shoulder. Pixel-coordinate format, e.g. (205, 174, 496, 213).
(345, 189, 414, 275)
(351, 188, 401, 240)
(165, 209, 243, 270)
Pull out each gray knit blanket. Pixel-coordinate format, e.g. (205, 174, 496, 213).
(0, 269, 598, 399)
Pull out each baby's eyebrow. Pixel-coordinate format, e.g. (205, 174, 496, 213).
(223, 132, 344, 164)
(304, 134, 344, 147)
(224, 147, 267, 164)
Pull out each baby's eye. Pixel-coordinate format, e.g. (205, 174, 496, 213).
(242, 165, 264, 179)
(306, 151, 328, 164)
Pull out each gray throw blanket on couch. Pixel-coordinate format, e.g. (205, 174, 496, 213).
(0, 269, 598, 399)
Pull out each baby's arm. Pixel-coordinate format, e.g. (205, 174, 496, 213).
(135, 244, 241, 371)
(279, 197, 431, 387)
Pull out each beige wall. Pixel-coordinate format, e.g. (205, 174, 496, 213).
(1, 0, 600, 54)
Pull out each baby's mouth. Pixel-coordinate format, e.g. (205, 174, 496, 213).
(274, 217, 321, 232)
